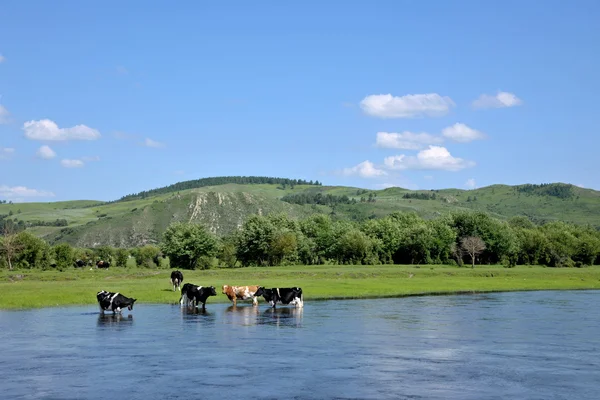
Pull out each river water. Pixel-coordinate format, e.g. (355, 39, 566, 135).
(0, 290, 599, 400)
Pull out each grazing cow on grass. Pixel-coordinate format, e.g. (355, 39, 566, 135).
(96, 290, 137, 314)
(179, 283, 217, 309)
(170, 270, 184, 291)
(222, 285, 265, 306)
(96, 260, 110, 269)
(74, 259, 85, 268)
(260, 287, 304, 308)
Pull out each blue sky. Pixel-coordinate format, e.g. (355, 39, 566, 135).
(1, 1, 599, 202)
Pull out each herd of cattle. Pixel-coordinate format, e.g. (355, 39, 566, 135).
(96, 270, 304, 314)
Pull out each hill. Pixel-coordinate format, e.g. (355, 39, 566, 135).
(1, 178, 599, 248)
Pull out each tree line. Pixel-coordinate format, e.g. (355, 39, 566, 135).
(117, 176, 323, 202)
(2, 210, 600, 271)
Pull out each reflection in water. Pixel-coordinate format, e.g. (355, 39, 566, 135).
(223, 305, 260, 326)
(180, 305, 216, 325)
(97, 313, 133, 328)
(260, 306, 303, 328)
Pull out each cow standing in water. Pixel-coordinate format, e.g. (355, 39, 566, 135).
(222, 285, 265, 306)
(179, 283, 217, 310)
(260, 287, 304, 308)
(170, 270, 184, 291)
(96, 290, 137, 314)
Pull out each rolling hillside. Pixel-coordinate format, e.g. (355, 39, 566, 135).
(1, 178, 599, 248)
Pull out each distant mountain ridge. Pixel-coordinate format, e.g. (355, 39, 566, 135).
(1, 177, 598, 248)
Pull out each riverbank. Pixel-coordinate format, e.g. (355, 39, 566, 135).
(2, 264, 600, 309)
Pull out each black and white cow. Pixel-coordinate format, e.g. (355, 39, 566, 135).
(96, 290, 137, 314)
(74, 259, 86, 268)
(170, 270, 184, 291)
(96, 260, 110, 269)
(260, 287, 304, 308)
(179, 283, 217, 309)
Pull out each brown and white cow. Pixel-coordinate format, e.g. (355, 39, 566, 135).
(221, 285, 265, 306)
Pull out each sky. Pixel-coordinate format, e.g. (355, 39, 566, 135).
(0, 0, 599, 202)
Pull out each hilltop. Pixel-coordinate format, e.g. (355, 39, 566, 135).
(1, 177, 599, 248)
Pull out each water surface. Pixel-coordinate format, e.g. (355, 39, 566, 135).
(1, 290, 599, 399)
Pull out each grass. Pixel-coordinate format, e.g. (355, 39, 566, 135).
(1, 264, 599, 310)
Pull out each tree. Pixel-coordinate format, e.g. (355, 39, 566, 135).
(460, 236, 486, 268)
(161, 222, 218, 269)
(0, 224, 23, 270)
(52, 243, 74, 270)
(115, 248, 129, 268)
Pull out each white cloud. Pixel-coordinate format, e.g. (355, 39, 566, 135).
(375, 131, 444, 150)
(23, 119, 101, 141)
(0, 185, 55, 199)
(442, 123, 486, 143)
(61, 159, 84, 168)
(384, 146, 475, 171)
(472, 91, 523, 109)
(465, 178, 477, 189)
(360, 93, 455, 118)
(36, 145, 56, 159)
(0, 105, 9, 124)
(144, 138, 165, 148)
(0, 54, 5, 63)
(1, 147, 15, 159)
(342, 160, 387, 178)
(82, 155, 100, 162)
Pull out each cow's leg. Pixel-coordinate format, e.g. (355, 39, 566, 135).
(99, 305, 105, 314)
(252, 297, 258, 306)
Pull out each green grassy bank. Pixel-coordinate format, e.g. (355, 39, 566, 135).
(1, 265, 600, 309)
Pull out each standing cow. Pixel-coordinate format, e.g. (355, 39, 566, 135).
(96, 290, 137, 314)
(170, 270, 184, 291)
(179, 283, 217, 310)
(222, 285, 265, 306)
(260, 287, 304, 308)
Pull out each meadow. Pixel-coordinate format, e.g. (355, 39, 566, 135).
(1, 264, 599, 309)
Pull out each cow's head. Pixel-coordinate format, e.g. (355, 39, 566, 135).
(254, 286, 266, 297)
(206, 286, 217, 296)
(96, 290, 109, 301)
(127, 298, 137, 311)
(260, 288, 276, 306)
(221, 285, 229, 294)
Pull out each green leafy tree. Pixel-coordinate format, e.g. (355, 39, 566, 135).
(161, 222, 219, 269)
(52, 243, 74, 270)
(14, 232, 51, 269)
(134, 245, 162, 268)
(115, 248, 129, 268)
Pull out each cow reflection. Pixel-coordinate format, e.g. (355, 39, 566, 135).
(181, 305, 215, 325)
(97, 313, 133, 328)
(261, 307, 303, 328)
(223, 305, 260, 326)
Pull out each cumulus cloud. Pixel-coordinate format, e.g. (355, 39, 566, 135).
(0, 185, 55, 199)
(375, 131, 444, 150)
(465, 178, 477, 189)
(1, 147, 15, 159)
(0, 105, 9, 124)
(472, 91, 523, 109)
(23, 119, 101, 141)
(144, 138, 165, 148)
(36, 145, 56, 159)
(61, 159, 84, 168)
(384, 146, 475, 171)
(442, 123, 486, 143)
(342, 160, 387, 178)
(360, 93, 455, 118)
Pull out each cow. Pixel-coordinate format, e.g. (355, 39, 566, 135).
(179, 283, 217, 310)
(170, 270, 184, 291)
(96, 260, 110, 269)
(96, 290, 137, 314)
(260, 287, 304, 308)
(221, 285, 265, 306)
(74, 259, 85, 268)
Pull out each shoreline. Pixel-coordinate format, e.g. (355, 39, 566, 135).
(2, 265, 599, 310)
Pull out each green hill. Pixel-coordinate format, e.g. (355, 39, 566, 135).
(1, 178, 598, 248)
